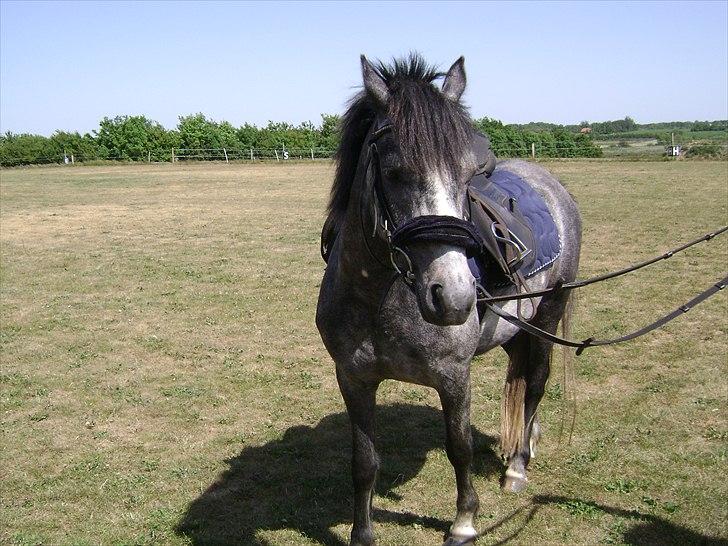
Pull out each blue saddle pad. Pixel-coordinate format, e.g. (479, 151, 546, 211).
(468, 168, 561, 285)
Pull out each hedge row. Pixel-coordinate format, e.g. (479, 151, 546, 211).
(0, 112, 602, 166)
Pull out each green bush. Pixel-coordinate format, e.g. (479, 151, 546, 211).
(684, 143, 727, 159)
(0, 133, 58, 165)
(691, 120, 728, 132)
(472, 117, 602, 158)
(96, 115, 178, 161)
(178, 114, 236, 152)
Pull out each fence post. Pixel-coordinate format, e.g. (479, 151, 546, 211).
(531, 143, 536, 159)
(310, 148, 314, 160)
(223, 148, 229, 163)
(171, 148, 175, 163)
(275, 149, 279, 161)
(71, 153, 75, 164)
(250, 147, 254, 161)
(148, 151, 151, 163)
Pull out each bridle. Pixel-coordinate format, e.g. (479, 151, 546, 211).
(363, 118, 486, 287)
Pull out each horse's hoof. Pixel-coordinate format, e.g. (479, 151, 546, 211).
(443, 533, 477, 546)
(502, 468, 528, 493)
(350, 529, 375, 546)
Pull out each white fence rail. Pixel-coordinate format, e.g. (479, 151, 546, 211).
(5, 142, 724, 167)
(1, 144, 603, 167)
(0, 147, 337, 166)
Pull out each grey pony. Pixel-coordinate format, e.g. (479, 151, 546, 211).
(316, 54, 582, 546)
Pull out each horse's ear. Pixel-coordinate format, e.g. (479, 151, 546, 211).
(361, 55, 389, 107)
(442, 56, 466, 102)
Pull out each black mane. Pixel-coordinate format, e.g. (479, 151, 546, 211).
(324, 53, 473, 243)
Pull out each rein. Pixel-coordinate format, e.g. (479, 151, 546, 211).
(478, 273, 727, 356)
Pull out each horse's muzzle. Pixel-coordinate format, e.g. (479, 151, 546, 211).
(420, 273, 476, 326)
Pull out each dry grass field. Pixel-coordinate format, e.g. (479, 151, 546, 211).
(1, 160, 726, 545)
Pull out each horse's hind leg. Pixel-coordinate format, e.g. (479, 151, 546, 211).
(337, 368, 380, 546)
(438, 371, 479, 545)
(500, 297, 566, 492)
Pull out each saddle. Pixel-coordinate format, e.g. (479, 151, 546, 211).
(467, 132, 561, 289)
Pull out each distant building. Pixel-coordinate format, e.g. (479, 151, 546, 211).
(580, 127, 592, 134)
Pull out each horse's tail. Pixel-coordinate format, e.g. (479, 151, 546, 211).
(500, 335, 529, 459)
(500, 290, 576, 459)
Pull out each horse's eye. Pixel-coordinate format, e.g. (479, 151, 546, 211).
(384, 169, 402, 183)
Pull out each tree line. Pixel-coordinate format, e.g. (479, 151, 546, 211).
(0, 112, 605, 166)
(511, 116, 727, 135)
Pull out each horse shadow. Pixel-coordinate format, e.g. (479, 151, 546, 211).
(175, 403, 500, 545)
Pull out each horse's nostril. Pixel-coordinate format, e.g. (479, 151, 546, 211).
(431, 283, 444, 314)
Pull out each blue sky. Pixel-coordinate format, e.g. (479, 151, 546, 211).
(1, 0, 726, 136)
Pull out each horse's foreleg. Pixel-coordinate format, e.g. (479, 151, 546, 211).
(337, 368, 380, 546)
(438, 375, 479, 546)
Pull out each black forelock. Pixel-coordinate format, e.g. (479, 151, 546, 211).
(373, 52, 443, 87)
(373, 52, 473, 178)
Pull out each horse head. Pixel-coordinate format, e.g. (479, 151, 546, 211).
(360, 55, 481, 326)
